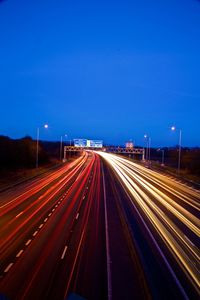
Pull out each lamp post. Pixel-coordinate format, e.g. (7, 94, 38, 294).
(171, 126, 182, 175)
(60, 135, 63, 161)
(144, 134, 151, 163)
(144, 134, 148, 161)
(36, 124, 48, 168)
(157, 148, 165, 166)
(60, 134, 68, 161)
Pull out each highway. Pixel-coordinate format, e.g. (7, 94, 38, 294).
(0, 151, 199, 299)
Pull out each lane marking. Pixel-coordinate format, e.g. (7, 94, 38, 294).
(61, 246, 68, 260)
(44, 218, 48, 222)
(52, 208, 55, 212)
(33, 230, 38, 236)
(25, 239, 32, 246)
(4, 263, 14, 273)
(39, 224, 44, 229)
(48, 213, 52, 217)
(76, 213, 79, 220)
(184, 235, 195, 247)
(16, 249, 24, 257)
(16, 211, 23, 218)
(102, 164, 112, 300)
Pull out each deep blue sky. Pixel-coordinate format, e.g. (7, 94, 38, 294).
(0, 0, 200, 147)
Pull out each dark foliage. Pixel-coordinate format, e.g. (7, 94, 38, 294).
(0, 135, 49, 170)
(151, 147, 200, 175)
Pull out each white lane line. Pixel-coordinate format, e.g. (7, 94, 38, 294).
(83, 196, 85, 199)
(55, 204, 58, 208)
(33, 230, 38, 236)
(16, 249, 24, 257)
(44, 218, 48, 222)
(75, 213, 79, 220)
(4, 263, 14, 273)
(39, 224, 44, 229)
(48, 213, 52, 217)
(184, 235, 195, 247)
(16, 211, 23, 218)
(52, 208, 55, 212)
(25, 239, 32, 246)
(102, 164, 112, 300)
(61, 246, 68, 260)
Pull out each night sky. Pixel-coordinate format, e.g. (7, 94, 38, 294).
(0, 0, 200, 147)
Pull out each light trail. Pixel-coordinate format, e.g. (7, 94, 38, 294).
(97, 152, 200, 294)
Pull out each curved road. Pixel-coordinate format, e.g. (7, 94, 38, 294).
(0, 151, 199, 299)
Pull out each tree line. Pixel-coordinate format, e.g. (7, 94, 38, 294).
(0, 136, 53, 170)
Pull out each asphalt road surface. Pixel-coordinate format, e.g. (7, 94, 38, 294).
(0, 151, 199, 300)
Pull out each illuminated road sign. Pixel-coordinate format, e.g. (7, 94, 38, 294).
(74, 139, 103, 148)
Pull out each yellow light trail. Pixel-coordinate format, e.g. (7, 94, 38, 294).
(97, 152, 200, 293)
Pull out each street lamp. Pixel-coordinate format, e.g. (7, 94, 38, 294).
(60, 134, 68, 161)
(171, 126, 182, 175)
(157, 148, 165, 166)
(36, 124, 48, 168)
(144, 134, 151, 162)
(60, 135, 63, 161)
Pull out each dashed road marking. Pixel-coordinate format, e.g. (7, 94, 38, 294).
(76, 213, 79, 220)
(184, 235, 195, 247)
(4, 263, 14, 273)
(39, 224, 44, 229)
(16, 211, 23, 218)
(33, 230, 38, 236)
(44, 218, 48, 222)
(61, 245, 68, 260)
(48, 213, 52, 217)
(26, 239, 32, 246)
(16, 249, 24, 257)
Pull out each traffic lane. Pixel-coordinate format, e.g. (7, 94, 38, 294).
(0, 153, 96, 299)
(0, 153, 91, 274)
(98, 153, 199, 298)
(102, 158, 191, 299)
(101, 160, 151, 300)
(113, 159, 199, 296)
(62, 155, 108, 300)
(111, 157, 200, 251)
(114, 159, 200, 248)
(0, 153, 87, 217)
(0, 152, 89, 248)
(100, 154, 200, 248)
(111, 155, 200, 213)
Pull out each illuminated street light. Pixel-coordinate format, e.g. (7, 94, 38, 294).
(60, 134, 68, 161)
(171, 126, 182, 175)
(36, 124, 48, 168)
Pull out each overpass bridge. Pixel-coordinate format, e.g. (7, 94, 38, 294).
(64, 146, 145, 161)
